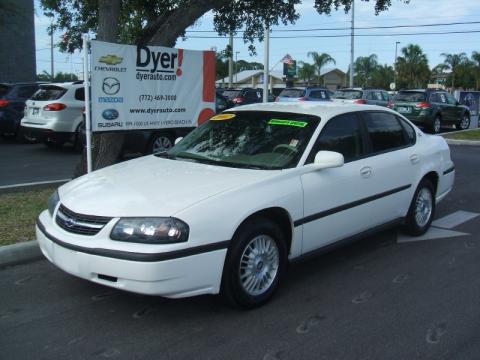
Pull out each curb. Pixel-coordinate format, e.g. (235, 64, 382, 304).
(444, 138, 480, 146)
(0, 240, 43, 268)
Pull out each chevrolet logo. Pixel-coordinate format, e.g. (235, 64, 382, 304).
(99, 54, 123, 65)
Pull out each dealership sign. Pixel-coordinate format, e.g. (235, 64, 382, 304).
(90, 40, 216, 132)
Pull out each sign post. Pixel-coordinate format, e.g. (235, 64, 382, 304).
(82, 34, 93, 173)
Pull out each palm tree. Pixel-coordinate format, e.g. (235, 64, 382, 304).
(430, 63, 449, 86)
(298, 61, 316, 85)
(354, 54, 378, 87)
(396, 44, 430, 89)
(307, 52, 336, 85)
(371, 64, 394, 90)
(441, 52, 469, 89)
(472, 51, 480, 90)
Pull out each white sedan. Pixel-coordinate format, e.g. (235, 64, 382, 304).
(36, 102, 455, 308)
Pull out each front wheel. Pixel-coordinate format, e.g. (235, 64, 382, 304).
(148, 132, 174, 154)
(402, 179, 435, 236)
(430, 116, 442, 134)
(456, 114, 470, 130)
(221, 218, 287, 308)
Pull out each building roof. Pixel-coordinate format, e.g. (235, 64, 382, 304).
(216, 70, 284, 84)
(320, 68, 346, 76)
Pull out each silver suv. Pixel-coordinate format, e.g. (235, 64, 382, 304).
(21, 82, 85, 149)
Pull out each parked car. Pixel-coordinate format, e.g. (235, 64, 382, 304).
(276, 87, 332, 102)
(389, 89, 470, 133)
(79, 91, 233, 155)
(222, 88, 263, 106)
(333, 88, 390, 107)
(0, 82, 46, 140)
(37, 102, 454, 308)
(21, 82, 85, 149)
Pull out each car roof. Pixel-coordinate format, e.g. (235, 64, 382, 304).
(231, 102, 395, 120)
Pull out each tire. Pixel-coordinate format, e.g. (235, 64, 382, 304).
(73, 124, 84, 152)
(430, 116, 442, 134)
(148, 132, 174, 154)
(456, 113, 470, 130)
(402, 179, 435, 236)
(221, 218, 287, 309)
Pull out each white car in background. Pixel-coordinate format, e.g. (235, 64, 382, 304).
(21, 81, 84, 149)
(36, 102, 455, 308)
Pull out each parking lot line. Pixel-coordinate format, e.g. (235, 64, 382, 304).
(432, 210, 480, 229)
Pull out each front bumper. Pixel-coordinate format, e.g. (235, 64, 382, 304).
(36, 211, 228, 298)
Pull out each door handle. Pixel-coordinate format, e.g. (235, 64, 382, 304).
(360, 166, 372, 178)
(410, 154, 420, 164)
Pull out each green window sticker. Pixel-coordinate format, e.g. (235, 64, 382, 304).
(268, 119, 308, 128)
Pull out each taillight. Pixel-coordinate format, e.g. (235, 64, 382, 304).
(0, 99, 10, 107)
(232, 96, 244, 104)
(43, 103, 67, 111)
(354, 99, 367, 104)
(416, 102, 431, 108)
(387, 101, 394, 108)
(275, 96, 279, 102)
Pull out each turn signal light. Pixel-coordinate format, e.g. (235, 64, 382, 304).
(0, 99, 10, 107)
(354, 99, 367, 104)
(43, 103, 67, 111)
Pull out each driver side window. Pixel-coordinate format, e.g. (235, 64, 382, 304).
(306, 113, 365, 164)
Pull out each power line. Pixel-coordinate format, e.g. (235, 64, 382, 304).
(185, 20, 480, 33)
(186, 29, 480, 39)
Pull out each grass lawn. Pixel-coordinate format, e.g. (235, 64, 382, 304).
(444, 129, 480, 141)
(0, 187, 54, 246)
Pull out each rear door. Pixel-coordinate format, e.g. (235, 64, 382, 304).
(446, 93, 464, 123)
(434, 92, 452, 122)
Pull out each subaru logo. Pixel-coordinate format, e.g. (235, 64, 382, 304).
(65, 217, 76, 228)
(102, 109, 119, 120)
(102, 77, 120, 95)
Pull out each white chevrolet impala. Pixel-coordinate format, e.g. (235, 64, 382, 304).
(37, 102, 455, 308)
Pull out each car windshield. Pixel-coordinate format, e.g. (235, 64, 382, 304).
(162, 111, 320, 170)
(222, 90, 242, 99)
(395, 91, 426, 102)
(279, 89, 305, 98)
(333, 90, 363, 99)
(31, 86, 67, 101)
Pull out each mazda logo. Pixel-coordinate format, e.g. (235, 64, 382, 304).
(102, 77, 120, 95)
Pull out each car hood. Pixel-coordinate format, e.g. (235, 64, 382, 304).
(58, 155, 276, 217)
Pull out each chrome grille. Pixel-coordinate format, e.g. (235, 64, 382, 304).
(55, 204, 112, 236)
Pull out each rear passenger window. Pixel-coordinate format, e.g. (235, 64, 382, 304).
(398, 117, 416, 145)
(75, 88, 85, 101)
(307, 113, 364, 163)
(363, 112, 408, 153)
(309, 90, 327, 99)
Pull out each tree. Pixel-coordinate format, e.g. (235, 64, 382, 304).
(430, 63, 449, 87)
(40, 0, 409, 174)
(37, 71, 79, 82)
(307, 52, 336, 85)
(297, 62, 316, 85)
(354, 54, 378, 87)
(371, 64, 394, 90)
(396, 44, 430, 89)
(441, 52, 469, 89)
(472, 51, 480, 90)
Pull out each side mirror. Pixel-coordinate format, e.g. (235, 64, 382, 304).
(311, 151, 344, 170)
(174, 137, 183, 145)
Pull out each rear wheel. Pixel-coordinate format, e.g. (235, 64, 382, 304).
(456, 113, 470, 130)
(430, 116, 442, 134)
(402, 179, 435, 236)
(148, 132, 174, 154)
(221, 218, 287, 308)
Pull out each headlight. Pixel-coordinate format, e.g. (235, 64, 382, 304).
(110, 217, 189, 244)
(47, 190, 60, 217)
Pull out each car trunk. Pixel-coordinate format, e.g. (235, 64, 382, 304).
(23, 86, 68, 124)
(392, 91, 428, 119)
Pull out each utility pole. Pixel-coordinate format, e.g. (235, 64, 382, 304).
(235, 51, 240, 83)
(50, 22, 54, 81)
(394, 41, 400, 91)
(349, 0, 355, 87)
(228, 33, 233, 88)
(263, 25, 270, 103)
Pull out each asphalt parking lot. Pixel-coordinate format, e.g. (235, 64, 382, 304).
(1, 145, 479, 360)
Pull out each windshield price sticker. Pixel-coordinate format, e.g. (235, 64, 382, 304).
(210, 113, 236, 121)
(268, 119, 308, 128)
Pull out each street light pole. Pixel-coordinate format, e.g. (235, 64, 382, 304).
(235, 51, 240, 84)
(263, 24, 270, 104)
(349, 0, 355, 87)
(394, 41, 400, 91)
(228, 33, 233, 88)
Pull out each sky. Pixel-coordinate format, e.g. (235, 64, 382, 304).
(34, 0, 480, 78)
